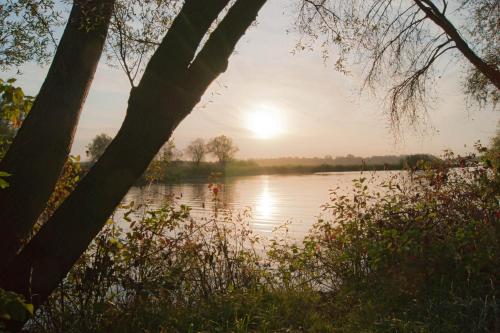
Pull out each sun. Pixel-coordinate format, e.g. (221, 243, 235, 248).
(245, 105, 284, 139)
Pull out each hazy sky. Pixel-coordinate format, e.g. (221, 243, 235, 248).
(8, 0, 499, 160)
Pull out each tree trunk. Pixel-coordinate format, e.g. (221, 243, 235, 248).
(415, 0, 500, 90)
(0, 0, 266, 325)
(0, 0, 115, 267)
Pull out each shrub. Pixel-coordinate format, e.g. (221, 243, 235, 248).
(28, 149, 499, 333)
(279, 150, 499, 332)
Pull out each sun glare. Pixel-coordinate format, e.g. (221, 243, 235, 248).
(245, 106, 284, 139)
(255, 180, 275, 220)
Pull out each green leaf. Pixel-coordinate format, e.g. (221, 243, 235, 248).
(0, 171, 11, 189)
(0, 179, 9, 189)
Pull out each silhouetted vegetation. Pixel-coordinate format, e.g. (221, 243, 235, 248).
(185, 138, 207, 165)
(206, 135, 239, 166)
(0, 79, 32, 159)
(298, 0, 500, 125)
(18, 145, 498, 333)
(86, 134, 113, 163)
(135, 152, 440, 183)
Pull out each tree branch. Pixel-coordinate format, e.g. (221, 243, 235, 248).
(414, 0, 500, 89)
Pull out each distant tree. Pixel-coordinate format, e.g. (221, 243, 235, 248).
(158, 139, 182, 163)
(207, 135, 238, 165)
(186, 138, 206, 165)
(404, 154, 439, 168)
(86, 134, 113, 163)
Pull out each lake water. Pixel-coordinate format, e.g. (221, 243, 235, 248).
(120, 171, 399, 239)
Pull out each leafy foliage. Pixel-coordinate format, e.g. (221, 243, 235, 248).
(0, 78, 82, 226)
(483, 123, 500, 173)
(463, 0, 500, 107)
(207, 135, 239, 165)
(0, 171, 10, 189)
(0, 0, 61, 69)
(0, 78, 31, 191)
(86, 133, 113, 163)
(296, 0, 500, 130)
(32, 191, 266, 332)
(38, 155, 82, 225)
(28, 145, 499, 332)
(276, 149, 499, 332)
(107, 0, 182, 86)
(0, 78, 33, 158)
(0, 288, 33, 330)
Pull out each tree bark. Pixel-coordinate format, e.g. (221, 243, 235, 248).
(415, 0, 500, 90)
(0, 0, 115, 266)
(0, 0, 267, 323)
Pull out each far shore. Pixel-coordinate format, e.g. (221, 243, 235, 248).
(79, 154, 441, 184)
(136, 161, 420, 184)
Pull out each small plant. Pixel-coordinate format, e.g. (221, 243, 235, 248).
(0, 288, 33, 331)
(282, 150, 500, 332)
(0, 171, 10, 189)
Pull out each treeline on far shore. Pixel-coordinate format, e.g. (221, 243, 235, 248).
(82, 134, 441, 183)
(78, 154, 441, 184)
(134, 154, 439, 184)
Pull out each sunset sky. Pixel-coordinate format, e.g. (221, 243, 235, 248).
(8, 0, 499, 160)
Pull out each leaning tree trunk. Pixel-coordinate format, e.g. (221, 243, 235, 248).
(0, 0, 115, 266)
(414, 0, 500, 89)
(0, 0, 267, 329)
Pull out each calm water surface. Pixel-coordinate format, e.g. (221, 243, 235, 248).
(120, 171, 398, 238)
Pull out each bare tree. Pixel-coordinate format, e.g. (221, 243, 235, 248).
(186, 138, 206, 164)
(297, 0, 499, 130)
(207, 135, 239, 165)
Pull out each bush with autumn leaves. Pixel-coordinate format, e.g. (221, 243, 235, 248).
(17, 143, 496, 333)
(273, 147, 499, 332)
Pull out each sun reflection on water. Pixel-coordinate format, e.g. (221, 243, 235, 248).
(255, 181, 275, 220)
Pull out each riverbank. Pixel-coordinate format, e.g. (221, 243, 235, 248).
(139, 160, 414, 183)
(31, 154, 499, 333)
(181, 162, 401, 180)
(79, 155, 441, 184)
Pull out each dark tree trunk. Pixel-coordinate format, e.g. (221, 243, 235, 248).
(0, 0, 115, 266)
(0, 0, 266, 327)
(415, 0, 500, 90)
